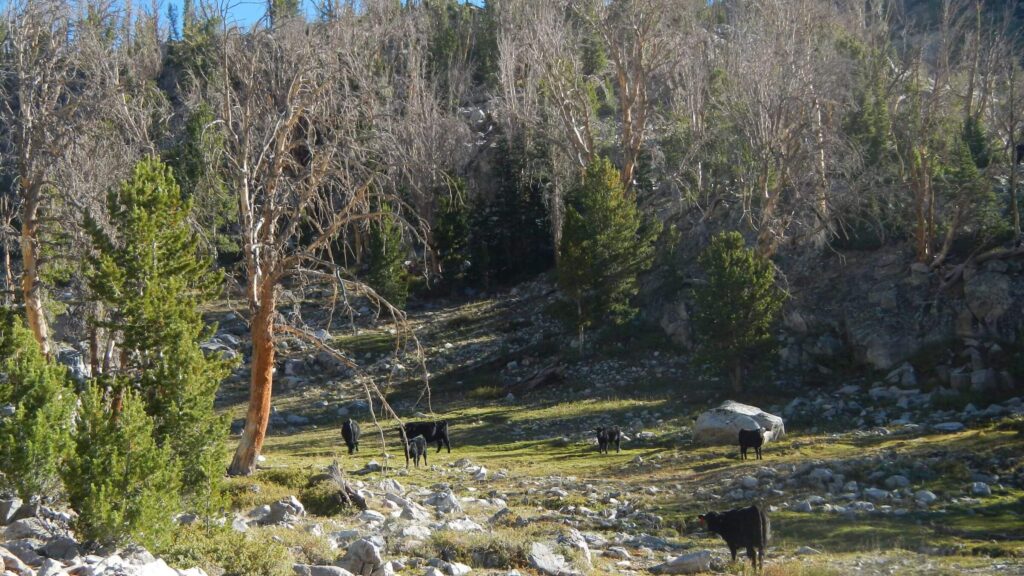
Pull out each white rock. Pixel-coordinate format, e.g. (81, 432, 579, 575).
(649, 550, 712, 574)
(293, 564, 355, 576)
(527, 542, 583, 576)
(359, 510, 386, 524)
(692, 401, 785, 446)
(933, 422, 966, 433)
(864, 488, 890, 502)
(443, 518, 483, 532)
(739, 476, 759, 490)
(971, 482, 991, 497)
(914, 490, 938, 505)
(795, 546, 821, 556)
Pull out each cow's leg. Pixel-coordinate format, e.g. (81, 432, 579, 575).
(757, 446, 762, 460)
(746, 547, 756, 567)
(740, 447, 746, 460)
(758, 546, 765, 570)
(729, 546, 738, 563)
(445, 437, 451, 453)
(615, 439, 620, 453)
(424, 451, 428, 467)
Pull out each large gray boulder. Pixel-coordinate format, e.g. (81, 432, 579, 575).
(527, 542, 583, 576)
(294, 565, 355, 576)
(692, 401, 785, 446)
(338, 539, 384, 576)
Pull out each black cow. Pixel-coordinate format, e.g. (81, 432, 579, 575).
(698, 505, 770, 569)
(739, 428, 765, 460)
(403, 420, 451, 453)
(595, 426, 622, 454)
(404, 434, 428, 468)
(341, 419, 361, 455)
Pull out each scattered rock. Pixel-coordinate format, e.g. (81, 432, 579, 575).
(933, 422, 966, 433)
(796, 546, 821, 556)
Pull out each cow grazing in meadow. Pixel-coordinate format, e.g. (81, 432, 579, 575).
(341, 419, 360, 455)
(698, 505, 770, 569)
(403, 420, 451, 453)
(739, 428, 765, 460)
(596, 426, 622, 454)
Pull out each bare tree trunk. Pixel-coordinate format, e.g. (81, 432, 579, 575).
(1010, 61, 1021, 238)
(731, 364, 743, 394)
(229, 280, 277, 476)
(19, 195, 50, 356)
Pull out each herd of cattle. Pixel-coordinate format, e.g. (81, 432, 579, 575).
(336, 417, 772, 568)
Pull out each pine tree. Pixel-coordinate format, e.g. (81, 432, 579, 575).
(0, 309, 75, 499)
(366, 202, 409, 307)
(558, 157, 657, 348)
(434, 185, 471, 287)
(65, 384, 181, 552)
(84, 157, 232, 515)
(692, 232, 785, 392)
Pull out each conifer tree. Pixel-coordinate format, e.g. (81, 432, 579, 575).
(558, 157, 657, 348)
(434, 187, 471, 287)
(84, 157, 232, 515)
(366, 202, 409, 307)
(0, 308, 74, 499)
(692, 231, 785, 392)
(65, 385, 181, 552)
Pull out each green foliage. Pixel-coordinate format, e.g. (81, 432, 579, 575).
(163, 524, 293, 576)
(692, 231, 785, 391)
(961, 116, 991, 170)
(558, 157, 658, 339)
(429, 0, 500, 97)
(0, 309, 74, 499)
(168, 104, 237, 261)
(85, 157, 232, 515)
(366, 202, 409, 307)
(65, 385, 181, 551)
(469, 133, 554, 287)
(299, 478, 348, 517)
(433, 181, 472, 286)
(268, 0, 300, 25)
(165, 1, 221, 90)
(944, 135, 1007, 244)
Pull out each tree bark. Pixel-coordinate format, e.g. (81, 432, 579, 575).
(19, 195, 50, 356)
(228, 280, 277, 476)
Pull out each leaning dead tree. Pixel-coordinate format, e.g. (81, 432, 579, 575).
(0, 0, 79, 355)
(210, 15, 423, 476)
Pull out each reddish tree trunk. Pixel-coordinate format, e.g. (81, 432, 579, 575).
(228, 281, 277, 476)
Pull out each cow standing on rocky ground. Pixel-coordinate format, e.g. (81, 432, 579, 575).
(341, 419, 360, 455)
(403, 420, 451, 453)
(698, 505, 770, 569)
(404, 435, 428, 468)
(739, 428, 765, 460)
(596, 426, 622, 454)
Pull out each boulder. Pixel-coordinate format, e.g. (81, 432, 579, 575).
(425, 491, 462, 514)
(0, 498, 22, 525)
(0, 546, 32, 576)
(964, 272, 1012, 326)
(557, 529, 591, 567)
(933, 422, 966, 433)
(659, 301, 692, 350)
(527, 542, 583, 576)
(4, 517, 53, 540)
(648, 550, 712, 574)
(262, 496, 305, 525)
(338, 539, 384, 576)
(692, 401, 785, 446)
(38, 558, 68, 576)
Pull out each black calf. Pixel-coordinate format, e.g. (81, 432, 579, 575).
(341, 419, 361, 455)
(405, 435, 428, 468)
(738, 428, 765, 460)
(595, 426, 622, 454)
(698, 505, 770, 569)
(403, 420, 451, 453)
